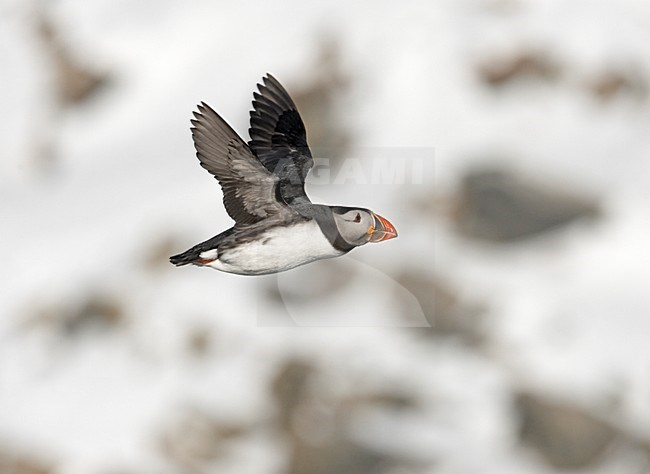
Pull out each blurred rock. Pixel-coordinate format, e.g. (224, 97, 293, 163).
(516, 392, 617, 469)
(36, 13, 109, 106)
(141, 234, 185, 273)
(287, 394, 426, 474)
(272, 358, 426, 474)
(185, 325, 214, 358)
(451, 167, 599, 242)
(343, 391, 419, 412)
(0, 446, 54, 474)
(272, 358, 316, 430)
(395, 271, 485, 344)
(24, 291, 125, 337)
(264, 258, 358, 306)
(288, 436, 392, 474)
(477, 50, 561, 87)
(586, 67, 648, 102)
(29, 9, 110, 174)
(292, 37, 353, 171)
(158, 408, 249, 471)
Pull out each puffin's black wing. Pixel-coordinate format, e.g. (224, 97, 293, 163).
(248, 74, 313, 205)
(191, 102, 290, 227)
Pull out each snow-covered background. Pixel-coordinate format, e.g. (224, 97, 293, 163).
(2, 0, 650, 472)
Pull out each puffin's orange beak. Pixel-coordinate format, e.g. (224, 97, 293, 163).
(369, 213, 398, 242)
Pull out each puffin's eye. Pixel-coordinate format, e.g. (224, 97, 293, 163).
(353, 213, 361, 223)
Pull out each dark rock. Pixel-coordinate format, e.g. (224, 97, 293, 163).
(23, 292, 125, 337)
(452, 167, 599, 242)
(141, 235, 185, 273)
(271, 358, 316, 430)
(291, 37, 353, 168)
(0, 447, 54, 474)
(36, 13, 109, 106)
(64, 295, 124, 335)
(185, 326, 213, 358)
(29, 9, 110, 174)
(516, 392, 617, 468)
(158, 408, 249, 470)
(288, 436, 390, 474)
(586, 67, 648, 102)
(273, 358, 428, 474)
(477, 50, 561, 88)
(264, 258, 357, 307)
(395, 271, 485, 344)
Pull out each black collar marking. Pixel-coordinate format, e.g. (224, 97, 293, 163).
(294, 205, 356, 253)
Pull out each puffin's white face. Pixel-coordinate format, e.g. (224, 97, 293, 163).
(334, 209, 398, 247)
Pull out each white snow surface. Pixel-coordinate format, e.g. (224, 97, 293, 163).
(2, 0, 650, 472)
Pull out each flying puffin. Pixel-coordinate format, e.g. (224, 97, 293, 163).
(170, 74, 397, 275)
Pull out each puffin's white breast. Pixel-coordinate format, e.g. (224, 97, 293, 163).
(203, 220, 344, 275)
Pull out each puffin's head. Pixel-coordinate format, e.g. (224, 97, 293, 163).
(332, 207, 398, 247)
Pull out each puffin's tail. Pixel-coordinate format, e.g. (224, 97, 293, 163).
(170, 229, 234, 267)
(169, 248, 200, 266)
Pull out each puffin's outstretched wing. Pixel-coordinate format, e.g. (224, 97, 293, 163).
(191, 102, 290, 227)
(248, 74, 313, 205)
